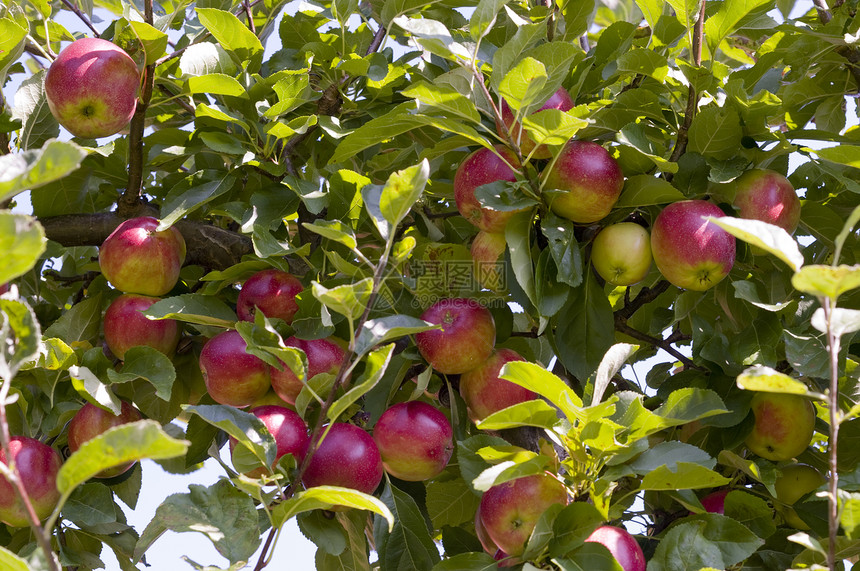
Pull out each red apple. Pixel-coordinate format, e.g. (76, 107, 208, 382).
(372, 401, 453, 481)
(591, 222, 652, 286)
(650, 200, 736, 291)
(415, 298, 496, 375)
(0, 283, 8, 295)
(585, 525, 646, 571)
(230, 405, 309, 478)
(543, 140, 624, 224)
(459, 348, 537, 423)
(0, 436, 62, 527)
(67, 401, 143, 478)
(471, 231, 507, 291)
(454, 146, 525, 233)
(103, 293, 181, 359)
(45, 37, 140, 139)
(498, 87, 575, 159)
(731, 169, 801, 234)
(270, 336, 348, 405)
(99, 216, 187, 297)
(699, 489, 729, 515)
(302, 423, 383, 495)
(745, 392, 815, 461)
(236, 269, 304, 323)
(199, 329, 272, 408)
(479, 472, 569, 557)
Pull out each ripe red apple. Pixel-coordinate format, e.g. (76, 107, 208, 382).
(103, 293, 181, 359)
(498, 86, 575, 159)
(459, 348, 537, 423)
(454, 146, 524, 233)
(471, 231, 507, 291)
(591, 222, 652, 286)
(773, 463, 825, 530)
(731, 169, 801, 234)
(0, 436, 62, 527)
(302, 423, 383, 495)
(67, 401, 143, 478)
(650, 200, 736, 291)
(699, 489, 729, 515)
(585, 525, 646, 571)
(270, 336, 348, 405)
(99, 216, 187, 297)
(542, 140, 624, 224)
(199, 329, 272, 408)
(45, 37, 140, 139)
(236, 269, 304, 323)
(745, 392, 815, 461)
(230, 405, 309, 478)
(372, 401, 453, 481)
(415, 298, 496, 375)
(479, 472, 569, 557)
(0, 283, 8, 295)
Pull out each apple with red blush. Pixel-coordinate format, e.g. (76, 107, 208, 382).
(236, 269, 303, 323)
(67, 401, 143, 478)
(0, 436, 63, 527)
(459, 348, 537, 423)
(199, 329, 272, 408)
(498, 86, 575, 158)
(103, 293, 181, 359)
(372, 401, 453, 481)
(745, 391, 815, 461)
(585, 525, 646, 571)
(454, 146, 526, 233)
(471, 231, 507, 291)
(45, 37, 140, 139)
(270, 336, 347, 405)
(731, 169, 801, 234)
(302, 423, 383, 495)
(230, 405, 309, 478)
(416, 298, 496, 376)
(699, 489, 729, 515)
(99, 216, 186, 297)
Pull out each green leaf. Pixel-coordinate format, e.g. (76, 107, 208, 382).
(708, 216, 803, 272)
(542, 213, 583, 287)
(499, 361, 583, 422)
(327, 344, 393, 422)
(178, 41, 238, 76)
(704, 0, 772, 55)
(142, 293, 237, 328)
(186, 73, 246, 97)
(470, 0, 507, 41)
(616, 175, 686, 207)
(312, 277, 373, 321)
(639, 463, 731, 490)
(648, 514, 765, 571)
(58, 420, 189, 494)
(792, 264, 860, 300)
(687, 106, 743, 160)
(135, 479, 260, 564)
(106, 346, 177, 401)
(812, 306, 860, 338)
(379, 160, 429, 235)
(630, 441, 716, 474)
(736, 365, 816, 396)
(0, 298, 41, 381)
(127, 20, 169, 62)
(271, 486, 394, 530)
(391, 16, 471, 60)
(491, 22, 545, 89)
(505, 209, 536, 305)
(158, 171, 237, 229)
(0, 545, 28, 571)
(477, 399, 561, 430)
(12, 71, 59, 150)
(0, 140, 88, 202)
(426, 479, 482, 528)
(44, 294, 102, 344)
(499, 57, 547, 114)
(723, 490, 776, 540)
(183, 404, 275, 468)
(0, 18, 27, 81)
(555, 543, 626, 570)
(431, 553, 496, 571)
(401, 81, 480, 123)
(373, 482, 442, 571)
(315, 510, 372, 571)
(196, 8, 264, 71)
(355, 315, 435, 356)
(808, 145, 860, 169)
(591, 343, 638, 406)
(302, 219, 358, 250)
(617, 48, 668, 81)
(0, 213, 45, 284)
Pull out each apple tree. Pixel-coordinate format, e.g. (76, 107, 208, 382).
(1, 0, 860, 569)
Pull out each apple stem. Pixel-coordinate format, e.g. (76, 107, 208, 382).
(825, 298, 840, 571)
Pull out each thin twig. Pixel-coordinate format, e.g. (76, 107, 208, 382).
(614, 322, 702, 370)
(58, 0, 100, 37)
(813, 0, 832, 23)
(243, 0, 257, 34)
(825, 299, 840, 571)
(668, 0, 707, 163)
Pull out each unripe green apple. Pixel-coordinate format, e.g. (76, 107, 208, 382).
(745, 392, 816, 461)
(773, 463, 825, 530)
(590, 222, 652, 286)
(543, 140, 624, 224)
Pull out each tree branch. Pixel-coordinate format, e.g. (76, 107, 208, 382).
(58, 0, 100, 37)
(668, 0, 707, 163)
(614, 321, 702, 370)
(813, 0, 832, 23)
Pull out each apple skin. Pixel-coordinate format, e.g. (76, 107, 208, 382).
(0, 436, 62, 527)
(650, 200, 736, 291)
(773, 463, 826, 530)
(731, 169, 801, 234)
(103, 293, 181, 359)
(372, 401, 453, 481)
(585, 525, 646, 571)
(745, 392, 816, 461)
(479, 472, 569, 557)
(199, 329, 272, 408)
(459, 348, 537, 423)
(454, 146, 524, 233)
(67, 401, 143, 478)
(471, 231, 507, 291)
(270, 336, 348, 405)
(699, 489, 729, 515)
(416, 298, 496, 375)
(591, 222, 652, 286)
(230, 405, 309, 478)
(498, 86, 575, 159)
(302, 423, 383, 495)
(45, 37, 140, 139)
(99, 216, 187, 297)
(236, 269, 304, 323)
(543, 140, 624, 224)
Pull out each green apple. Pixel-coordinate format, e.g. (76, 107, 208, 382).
(773, 463, 825, 530)
(745, 392, 815, 461)
(591, 222, 652, 286)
